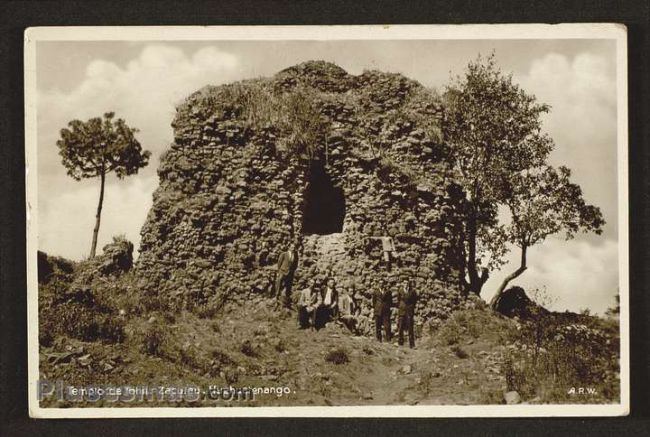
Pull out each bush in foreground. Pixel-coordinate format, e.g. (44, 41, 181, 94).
(325, 348, 349, 365)
(503, 313, 619, 403)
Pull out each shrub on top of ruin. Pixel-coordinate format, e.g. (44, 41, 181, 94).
(189, 79, 329, 159)
(401, 87, 445, 144)
(275, 87, 329, 158)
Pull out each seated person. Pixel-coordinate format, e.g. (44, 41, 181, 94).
(314, 277, 338, 330)
(353, 287, 373, 335)
(297, 278, 319, 329)
(338, 286, 359, 334)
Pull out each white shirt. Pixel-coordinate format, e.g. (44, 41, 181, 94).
(324, 288, 333, 306)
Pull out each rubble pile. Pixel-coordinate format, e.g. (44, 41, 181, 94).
(137, 61, 468, 329)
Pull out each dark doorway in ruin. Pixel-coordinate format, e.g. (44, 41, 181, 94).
(302, 159, 345, 235)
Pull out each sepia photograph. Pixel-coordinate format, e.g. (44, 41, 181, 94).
(25, 24, 629, 417)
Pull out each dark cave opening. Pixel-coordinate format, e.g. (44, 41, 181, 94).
(302, 159, 345, 235)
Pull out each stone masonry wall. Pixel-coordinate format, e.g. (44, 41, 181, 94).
(137, 61, 467, 330)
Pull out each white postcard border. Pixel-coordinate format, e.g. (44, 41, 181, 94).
(24, 23, 629, 418)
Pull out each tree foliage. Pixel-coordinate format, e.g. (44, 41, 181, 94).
(605, 293, 620, 318)
(57, 112, 150, 181)
(501, 165, 604, 248)
(442, 54, 604, 302)
(489, 165, 605, 308)
(442, 53, 554, 295)
(56, 112, 150, 257)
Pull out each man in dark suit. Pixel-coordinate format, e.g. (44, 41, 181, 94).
(275, 241, 299, 308)
(314, 277, 338, 329)
(397, 277, 418, 348)
(372, 279, 392, 342)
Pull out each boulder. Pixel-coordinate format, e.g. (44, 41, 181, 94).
(99, 237, 134, 275)
(504, 391, 522, 405)
(494, 286, 549, 319)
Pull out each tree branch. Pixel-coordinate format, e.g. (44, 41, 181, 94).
(489, 244, 528, 309)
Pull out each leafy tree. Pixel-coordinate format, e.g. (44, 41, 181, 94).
(442, 54, 554, 296)
(489, 165, 604, 308)
(605, 292, 620, 318)
(56, 112, 150, 258)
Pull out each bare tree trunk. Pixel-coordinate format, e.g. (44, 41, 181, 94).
(467, 207, 479, 294)
(490, 244, 528, 309)
(466, 205, 489, 295)
(463, 178, 490, 296)
(89, 170, 106, 258)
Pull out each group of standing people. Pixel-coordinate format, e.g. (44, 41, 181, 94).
(373, 278, 418, 348)
(273, 241, 418, 348)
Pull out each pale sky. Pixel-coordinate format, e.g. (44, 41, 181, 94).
(35, 39, 620, 314)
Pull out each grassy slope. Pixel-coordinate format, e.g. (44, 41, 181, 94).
(40, 299, 507, 407)
(38, 292, 620, 408)
(38, 251, 620, 408)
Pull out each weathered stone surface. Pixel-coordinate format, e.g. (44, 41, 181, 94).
(136, 60, 467, 329)
(504, 390, 522, 405)
(99, 238, 134, 275)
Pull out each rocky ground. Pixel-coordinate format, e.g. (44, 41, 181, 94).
(39, 298, 513, 408)
(38, 245, 620, 408)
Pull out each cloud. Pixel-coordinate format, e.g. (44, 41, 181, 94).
(482, 237, 619, 315)
(479, 52, 620, 314)
(35, 42, 621, 314)
(37, 44, 242, 259)
(39, 45, 241, 164)
(38, 175, 158, 260)
(516, 52, 618, 239)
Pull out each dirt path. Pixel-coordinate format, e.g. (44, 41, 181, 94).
(242, 302, 507, 406)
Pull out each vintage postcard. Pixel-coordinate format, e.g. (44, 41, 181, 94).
(25, 24, 629, 418)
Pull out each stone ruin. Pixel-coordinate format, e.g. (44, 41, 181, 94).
(137, 61, 468, 330)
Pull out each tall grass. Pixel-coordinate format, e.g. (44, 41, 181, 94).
(503, 314, 620, 403)
(203, 80, 329, 158)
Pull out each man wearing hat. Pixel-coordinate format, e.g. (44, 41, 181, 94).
(297, 277, 319, 329)
(372, 278, 393, 342)
(274, 241, 300, 309)
(338, 284, 359, 334)
(397, 276, 418, 348)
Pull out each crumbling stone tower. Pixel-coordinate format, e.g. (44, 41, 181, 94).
(137, 61, 467, 330)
